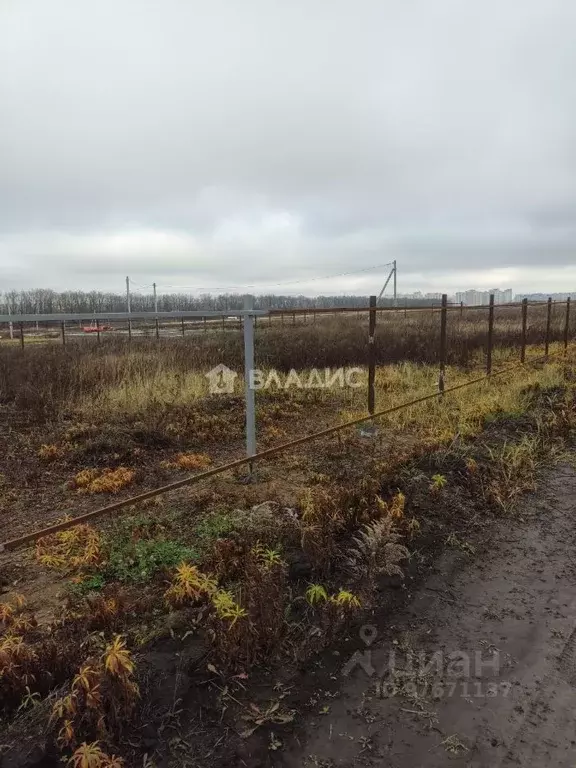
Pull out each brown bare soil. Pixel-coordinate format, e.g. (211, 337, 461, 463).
(262, 461, 576, 768)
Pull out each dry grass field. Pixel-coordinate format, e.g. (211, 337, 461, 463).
(0, 304, 575, 767)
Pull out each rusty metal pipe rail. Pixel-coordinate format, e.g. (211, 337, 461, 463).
(2, 347, 571, 554)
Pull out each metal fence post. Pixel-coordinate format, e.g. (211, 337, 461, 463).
(521, 298, 528, 363)
(367, 295, 377, 414)
(96, 318, 101, 343)
(439, 294, 447, 394)
(61, 322, 66, 346)
(203, 317, 207, 333)
(128, 317, 132, 343)
(243, 295, 257, 462)
(181, 317, 185, 337)
(155, 318, 160, 340)
(545, 297, 552, 357)
(292, 311, 296, 325)
(460, 301, 464, 317)
(564, 296, 571, 354)
(19, 323, 24, 349)
(487, 294, 494, 375)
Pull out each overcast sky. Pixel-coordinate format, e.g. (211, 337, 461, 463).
(2, 0, 576, 297)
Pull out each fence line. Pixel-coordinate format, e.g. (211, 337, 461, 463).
(0, 298, 562, 327)
(1, 343, 573, 554)
(2, 294, 574, 461)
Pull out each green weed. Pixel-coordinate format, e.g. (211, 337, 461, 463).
(101, 537, 199, 584)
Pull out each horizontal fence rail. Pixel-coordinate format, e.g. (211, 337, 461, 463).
(0, 298, 562, 325)
(1, 344, 573, 554)
(0, 309, 268, 323)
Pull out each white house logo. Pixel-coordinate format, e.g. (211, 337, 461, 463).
(205, 364, 238, 395)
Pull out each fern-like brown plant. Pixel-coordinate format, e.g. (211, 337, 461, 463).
(345, 517, 409, 587)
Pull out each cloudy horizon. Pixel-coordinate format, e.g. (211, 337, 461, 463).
(2, 0, 576, 297)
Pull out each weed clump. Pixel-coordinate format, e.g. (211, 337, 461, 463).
(36, 524, 102, 571)
(173, 452, 212, 471)
(345, 516, 409, 586)
(74, 468, 135, 494)
(38, 443, 66, 462)
(164, 563, 217, 606)
(50, 634, 139, 754)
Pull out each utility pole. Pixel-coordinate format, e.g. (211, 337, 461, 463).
(377, 261, 398, 305)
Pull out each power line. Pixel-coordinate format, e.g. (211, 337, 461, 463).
(154, 261, 396, 294)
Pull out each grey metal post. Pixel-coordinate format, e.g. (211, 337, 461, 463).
(393, 259, 397, 307)
(243, 295, 257, 461)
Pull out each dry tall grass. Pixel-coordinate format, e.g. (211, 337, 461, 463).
(0, 302, 569, 420)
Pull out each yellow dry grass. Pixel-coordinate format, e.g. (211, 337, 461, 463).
(338, 351, 569, 448)
(76, 369, 208, 420)
(74, 468, 135, 494)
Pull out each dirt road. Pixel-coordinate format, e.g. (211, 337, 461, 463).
(275, 462, 576, 767)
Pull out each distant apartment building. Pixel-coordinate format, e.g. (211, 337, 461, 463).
(515, 292, 576, 301)
(455, 288, 513, 306)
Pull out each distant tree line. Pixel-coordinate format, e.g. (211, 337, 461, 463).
(0, 289, 436, 315)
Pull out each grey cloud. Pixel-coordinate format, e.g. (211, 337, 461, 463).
(1, 0, 576, 292)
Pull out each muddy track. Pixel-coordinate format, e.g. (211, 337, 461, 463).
(260, 461, 576, 768)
